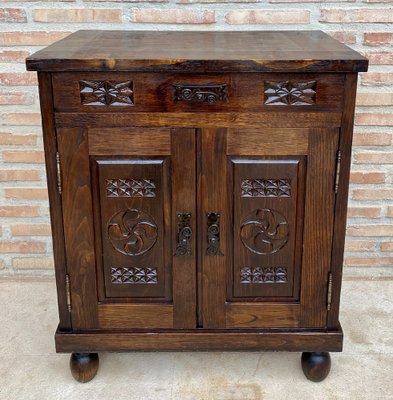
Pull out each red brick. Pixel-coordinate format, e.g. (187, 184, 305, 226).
(2, 151, 45, 163)
(178, 0, 256, 2)
(356, 93, 393, 106)
(347, 207, 381, 218)
(381, 242, 393, 252)
(363, 51, 393, 65)
(388, 206, 393, 217)
(352, 189, 393, 200)
(0, 72, 37, 86)
(353, 152, 393, 164)
(361, 72, 393, 86)
(0, 242, 46, 254)
(0, 31, 71, 46)
(11, 224, 51, 236)
(352, 132, 392, 146)
(33, 9, 122, 23)
(0, 170, 40, 181)
(0, 205, 40, 217)
(347, 224, 393, 236)
(0, 50, 30, 62)
(350, 172, 385, 184)
(13, 257, 54, 270)
(355, 113, 393, 126)
(320, 8, 393, 23)
(0, 8, 26, 23)
(271, 0, 355, 2)
(1, 113, 41, 126)
(0, 133, 36, 146)
(328, 31, 356, 45)
(364, 32, 393, 46)
(132, 9, 215, 23)
(345, 257, 393, 266)
(345, 240, 375, 252)
(225, 10, 310, 24)
(0, 91, 34, 106)
(5, 188, 48, 201)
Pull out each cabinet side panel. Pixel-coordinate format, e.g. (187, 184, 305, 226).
(300, 128, 339, 327)
(57, 128, 98, 329)
(328, 73, 358, 328)
(38, 72, 71, 330)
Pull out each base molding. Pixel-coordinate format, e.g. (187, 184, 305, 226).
(55, 325, 343, 353)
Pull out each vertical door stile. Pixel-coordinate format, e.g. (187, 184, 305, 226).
(201, 128, 228, 328)
(57, 127, 98, 329)
(171, 128, 198, 328)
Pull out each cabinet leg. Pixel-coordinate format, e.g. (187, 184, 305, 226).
(70, 353, 99, 383)
(301, 352, 331, 382)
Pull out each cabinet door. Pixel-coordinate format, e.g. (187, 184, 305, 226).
(200, 127, 339, 328)
(57, 127, 197, 330)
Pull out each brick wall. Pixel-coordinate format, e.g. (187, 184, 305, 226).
(0, 1, 392, 278)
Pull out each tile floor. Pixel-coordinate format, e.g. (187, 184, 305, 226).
(0, 277, 392, 400)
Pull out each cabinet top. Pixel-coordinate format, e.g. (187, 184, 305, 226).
(26, 30, 368, 73)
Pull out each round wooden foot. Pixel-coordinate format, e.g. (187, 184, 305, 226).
(70, 353, 99, 383)
(301, 352, 331, 382)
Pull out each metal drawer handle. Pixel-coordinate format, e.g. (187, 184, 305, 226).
(173, 84, 227, 104)
(175, 212, 192, 256)
(206, 212, 223, 256)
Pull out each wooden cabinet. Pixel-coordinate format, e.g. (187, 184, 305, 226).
(27, 30, 368, 382)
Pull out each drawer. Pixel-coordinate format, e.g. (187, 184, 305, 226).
(52, 72, 345, 113)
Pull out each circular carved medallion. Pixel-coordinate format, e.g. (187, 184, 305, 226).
(240, 208, 289, 255)
(108, 208, 158, 256)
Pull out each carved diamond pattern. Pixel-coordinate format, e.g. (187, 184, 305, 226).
(111, 267, 158, 284)
(240, 267, 288, 284)
(106, 179, 156, 197)
(241, 179, 291, 197)
(80, 80, 134, 106)
(264, 81, 316, 106)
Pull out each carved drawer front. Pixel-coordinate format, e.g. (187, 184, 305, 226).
(52, 72, 345, 113)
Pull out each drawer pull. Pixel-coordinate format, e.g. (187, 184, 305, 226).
(206, 212, 223, 256)
(175, 212, 192, 256)
(173, 84, 227, 104)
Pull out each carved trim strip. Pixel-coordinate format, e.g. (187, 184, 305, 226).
(240, 267, 288, 284)
(173, 84, 227, 104)
(264, 80, 316, 106)
(111, 267, 158, 284)
(206, 212, 223, 256)
(106, 179, 156, 197)
(241, 179, 291, 197)
(175, 212, 192, 256)
(80, 80, 134, 106)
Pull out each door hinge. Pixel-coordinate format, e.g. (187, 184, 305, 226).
(334, 150, 342, 194)
(65, 273, 72, 312)
(56, 151, 62, 195)
(327, 272, 333, 311)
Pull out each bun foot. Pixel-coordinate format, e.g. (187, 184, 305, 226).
(70, 353, 99, 383)
(301, 352, 331, 382)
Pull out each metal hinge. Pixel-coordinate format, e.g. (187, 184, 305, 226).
(334, 150, 342, 194)
(327, 272, 333, 311)
(56, 151, 62, 195)
(65, 273, 72, 312)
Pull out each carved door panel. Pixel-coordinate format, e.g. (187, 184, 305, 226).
(200, 127, 339, 329)
(57, 127, 197, 330)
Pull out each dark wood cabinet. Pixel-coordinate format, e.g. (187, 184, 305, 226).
(27, 30, 368, 382)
